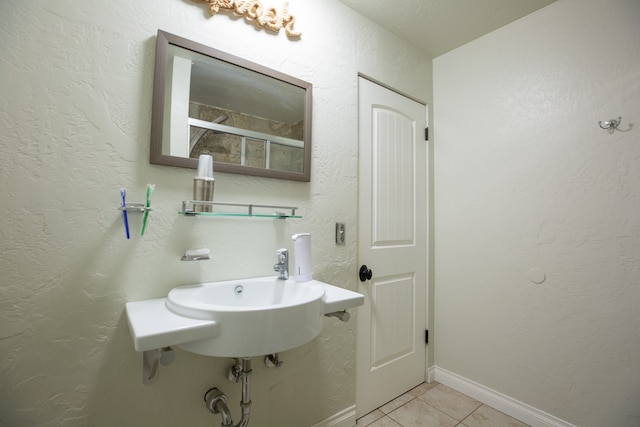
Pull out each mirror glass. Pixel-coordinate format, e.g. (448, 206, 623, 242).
(150, 30, 312, 181)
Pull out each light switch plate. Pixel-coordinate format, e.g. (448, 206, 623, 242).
(335, 223, 346, 245)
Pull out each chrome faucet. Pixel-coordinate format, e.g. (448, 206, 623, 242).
(273, 248, 289, 280)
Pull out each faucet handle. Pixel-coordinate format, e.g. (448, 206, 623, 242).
(275, 248, 289, 279)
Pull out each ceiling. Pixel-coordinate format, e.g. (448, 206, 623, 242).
(336, 0, 557, 57)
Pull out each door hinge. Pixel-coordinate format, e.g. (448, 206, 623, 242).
(425, 127, 429, 141)
(425, 330, 429, 345)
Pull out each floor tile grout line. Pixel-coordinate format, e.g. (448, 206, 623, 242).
(459, 402, 485, 425)
(386, 395, 462, 426)
(357, 382, 529, 427)
(458, 402, 485, 424)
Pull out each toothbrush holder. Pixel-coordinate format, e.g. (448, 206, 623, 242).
(193, 177, 215, 212)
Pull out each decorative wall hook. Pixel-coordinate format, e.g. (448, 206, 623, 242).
(598, 117, 622, 133)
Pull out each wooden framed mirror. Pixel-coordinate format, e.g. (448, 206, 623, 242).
(150, 30, 312, 182)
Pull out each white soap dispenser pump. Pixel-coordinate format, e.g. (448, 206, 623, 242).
(292, 233, 312, 283)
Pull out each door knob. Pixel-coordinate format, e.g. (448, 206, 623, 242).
(359, 265, 373, 282)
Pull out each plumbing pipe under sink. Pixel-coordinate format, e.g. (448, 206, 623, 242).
(205, 358, 252, 427)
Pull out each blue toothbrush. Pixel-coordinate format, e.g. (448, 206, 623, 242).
(120, 188, 130, 239)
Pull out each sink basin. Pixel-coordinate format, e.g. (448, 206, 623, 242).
(165, 276, 326, 357)
(125, 277, 363, 357)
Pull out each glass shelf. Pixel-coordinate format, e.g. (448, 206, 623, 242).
(179, 201, 300, 219)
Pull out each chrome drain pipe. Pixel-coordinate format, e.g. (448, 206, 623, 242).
(205, 388, 233, 426)
(205, 358, 252, 427)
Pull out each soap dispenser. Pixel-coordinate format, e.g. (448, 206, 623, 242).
(292, 233, 312, 283)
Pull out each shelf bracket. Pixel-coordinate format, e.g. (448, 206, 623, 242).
(142, 347, 175, 385)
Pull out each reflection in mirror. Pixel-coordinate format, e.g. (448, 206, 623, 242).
(150, 30, 312, 181)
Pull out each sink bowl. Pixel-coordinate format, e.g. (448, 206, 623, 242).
(165, 276, 326, 357)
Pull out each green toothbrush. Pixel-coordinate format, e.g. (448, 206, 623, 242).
(140, 184, 155, 236)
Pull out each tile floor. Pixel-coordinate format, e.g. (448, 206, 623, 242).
(356, 382, 530, 427)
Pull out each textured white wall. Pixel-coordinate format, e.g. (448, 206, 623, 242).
(433, 0, 640, 426)
(0, 1, 431, 426)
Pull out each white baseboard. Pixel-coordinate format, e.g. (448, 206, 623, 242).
(433, 366, 576, 427)
(427, 365, 436, 383)
(310, 405, 357, 427)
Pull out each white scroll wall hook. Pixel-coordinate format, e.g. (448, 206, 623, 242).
(599, 117, 622, 133)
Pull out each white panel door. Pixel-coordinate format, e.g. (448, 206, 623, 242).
(356, 77, 428, 417)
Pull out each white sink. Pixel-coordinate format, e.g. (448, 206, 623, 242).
(165, 277, 326, 357)
(125, 277, 364, 357)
